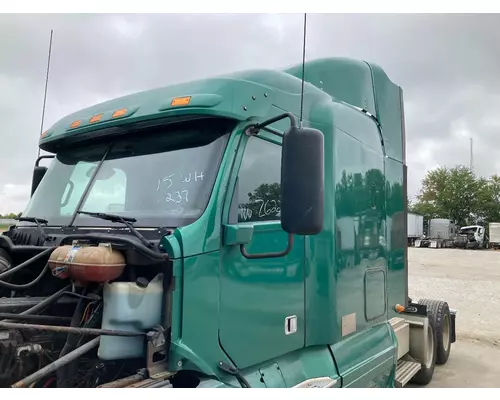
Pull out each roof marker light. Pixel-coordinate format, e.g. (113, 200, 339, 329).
(70, 120, 81, 129)
(112, 108, 127, 118)
(89, 113, 103, 123)
(170, 96, 191, 107)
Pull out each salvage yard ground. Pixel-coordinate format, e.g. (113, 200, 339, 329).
(408, 247, 500, 388)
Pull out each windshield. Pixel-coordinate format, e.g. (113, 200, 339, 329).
(21, 118, 234, 228)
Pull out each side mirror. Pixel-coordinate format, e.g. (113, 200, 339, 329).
(31, 166, 48, 197)
(31, 154, 55, 197)
(280, 126, 324, 235)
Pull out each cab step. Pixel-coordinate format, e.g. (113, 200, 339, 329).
(395, 359, 421, 387)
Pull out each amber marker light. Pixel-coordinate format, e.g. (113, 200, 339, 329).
(89, 113, 103, 123)
(112, 108, 127, 118)
(170, 96, 191, 107)
(70, 120, 81, 129)
(395, 304, 405, 313)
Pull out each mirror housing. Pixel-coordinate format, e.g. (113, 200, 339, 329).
(223, 224, 255, 246)
(30, 166, 48, 197)
(31, 154, 55, 197)
(280, 126, 324, 235)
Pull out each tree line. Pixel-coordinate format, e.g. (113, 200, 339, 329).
(409, 165, 500, 227)
(0, 212, 22, 219)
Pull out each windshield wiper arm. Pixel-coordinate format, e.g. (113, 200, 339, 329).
(76, 211, 154, 249)
(15, 216, 49, 242)
(16, 216, 48, 225)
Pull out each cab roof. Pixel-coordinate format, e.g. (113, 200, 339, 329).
(40, 57, 404, 162)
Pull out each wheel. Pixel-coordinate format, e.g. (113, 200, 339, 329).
(410, 313, 437, 385)
(418, 299, 452, 365)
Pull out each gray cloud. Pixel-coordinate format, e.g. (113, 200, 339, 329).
(0, 13, 499, 213)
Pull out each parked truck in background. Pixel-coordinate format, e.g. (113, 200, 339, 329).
(0, 57, 457, 388)
(453, 225, 487, 249)
(407, 212, 423, 246)
(488, 222, 500, 249)
(416, 218, 457, 249)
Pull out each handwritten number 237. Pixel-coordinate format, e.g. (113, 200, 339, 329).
(166, 190, 189, 204)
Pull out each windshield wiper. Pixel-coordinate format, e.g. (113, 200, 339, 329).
(16, 216, 48, 225)
(76, 211, 154, 249)
(16, 216, 49, 241)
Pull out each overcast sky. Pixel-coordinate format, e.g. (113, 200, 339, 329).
(1, 13, 499, 214)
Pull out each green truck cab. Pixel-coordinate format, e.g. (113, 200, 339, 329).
(0, 57, 456, 388)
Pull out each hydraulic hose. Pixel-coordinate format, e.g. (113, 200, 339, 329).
(0, 247, 55, 280)
(19, 284, 72, 315)
(0, 263, 49, 290)
(57, 293, 87, 388)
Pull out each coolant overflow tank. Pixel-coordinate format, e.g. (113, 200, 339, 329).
(97, 273, 164, 361)
(48, 243, 126, 282)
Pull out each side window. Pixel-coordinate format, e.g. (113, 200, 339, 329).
(233, 137, 282, 223)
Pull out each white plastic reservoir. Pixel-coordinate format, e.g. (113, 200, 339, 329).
(98, 273, 164, 360)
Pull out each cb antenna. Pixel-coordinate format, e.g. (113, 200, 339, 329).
(37, 29, 53, 158)
(299, 13, 307, 128)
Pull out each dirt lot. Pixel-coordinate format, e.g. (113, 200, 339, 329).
(408, 247, 500, 388)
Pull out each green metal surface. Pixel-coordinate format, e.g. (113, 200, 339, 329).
(40, 57, 406, 388)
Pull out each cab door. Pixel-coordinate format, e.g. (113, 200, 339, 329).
(218, 134, 306, 369)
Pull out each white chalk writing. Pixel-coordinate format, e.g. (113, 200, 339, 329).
(165, 190, 189, 204)
(157, 171, 204, 192)
(238, 207, 253, 222)
(255, 199, 280, 218)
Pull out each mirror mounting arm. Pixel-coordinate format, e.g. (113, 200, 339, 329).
(245, 112, 297, 137)
(240, 233, 294, 260)
(35, 154, 55, 167)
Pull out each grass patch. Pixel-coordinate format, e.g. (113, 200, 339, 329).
(0, 225, 10, 232)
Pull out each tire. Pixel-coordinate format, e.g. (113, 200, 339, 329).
(410, 314, 437, 385)
(418, 299, 452, 365)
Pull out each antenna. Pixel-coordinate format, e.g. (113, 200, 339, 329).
(37, 29, 53, 158)
(299, 13, 307, 128)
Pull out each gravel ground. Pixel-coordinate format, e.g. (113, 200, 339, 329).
(409, 247, 500, 344)
(408, 247, 500, 387)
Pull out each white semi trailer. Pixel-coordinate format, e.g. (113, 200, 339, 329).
(407, 212, 424, 246)
(488, 222, 500, 249)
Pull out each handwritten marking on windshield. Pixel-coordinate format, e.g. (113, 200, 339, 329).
(165, 190, 189, 204)
(157, 171, 204, 191)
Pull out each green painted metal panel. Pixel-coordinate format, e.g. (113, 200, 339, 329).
(369, 63, 405, 162)
(284, 57, 377, 116)
(259, 363, 287, 388)
(219, 222, 305, 368)
(330, 322, 397, 388)
(385, 157, 407, 319)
